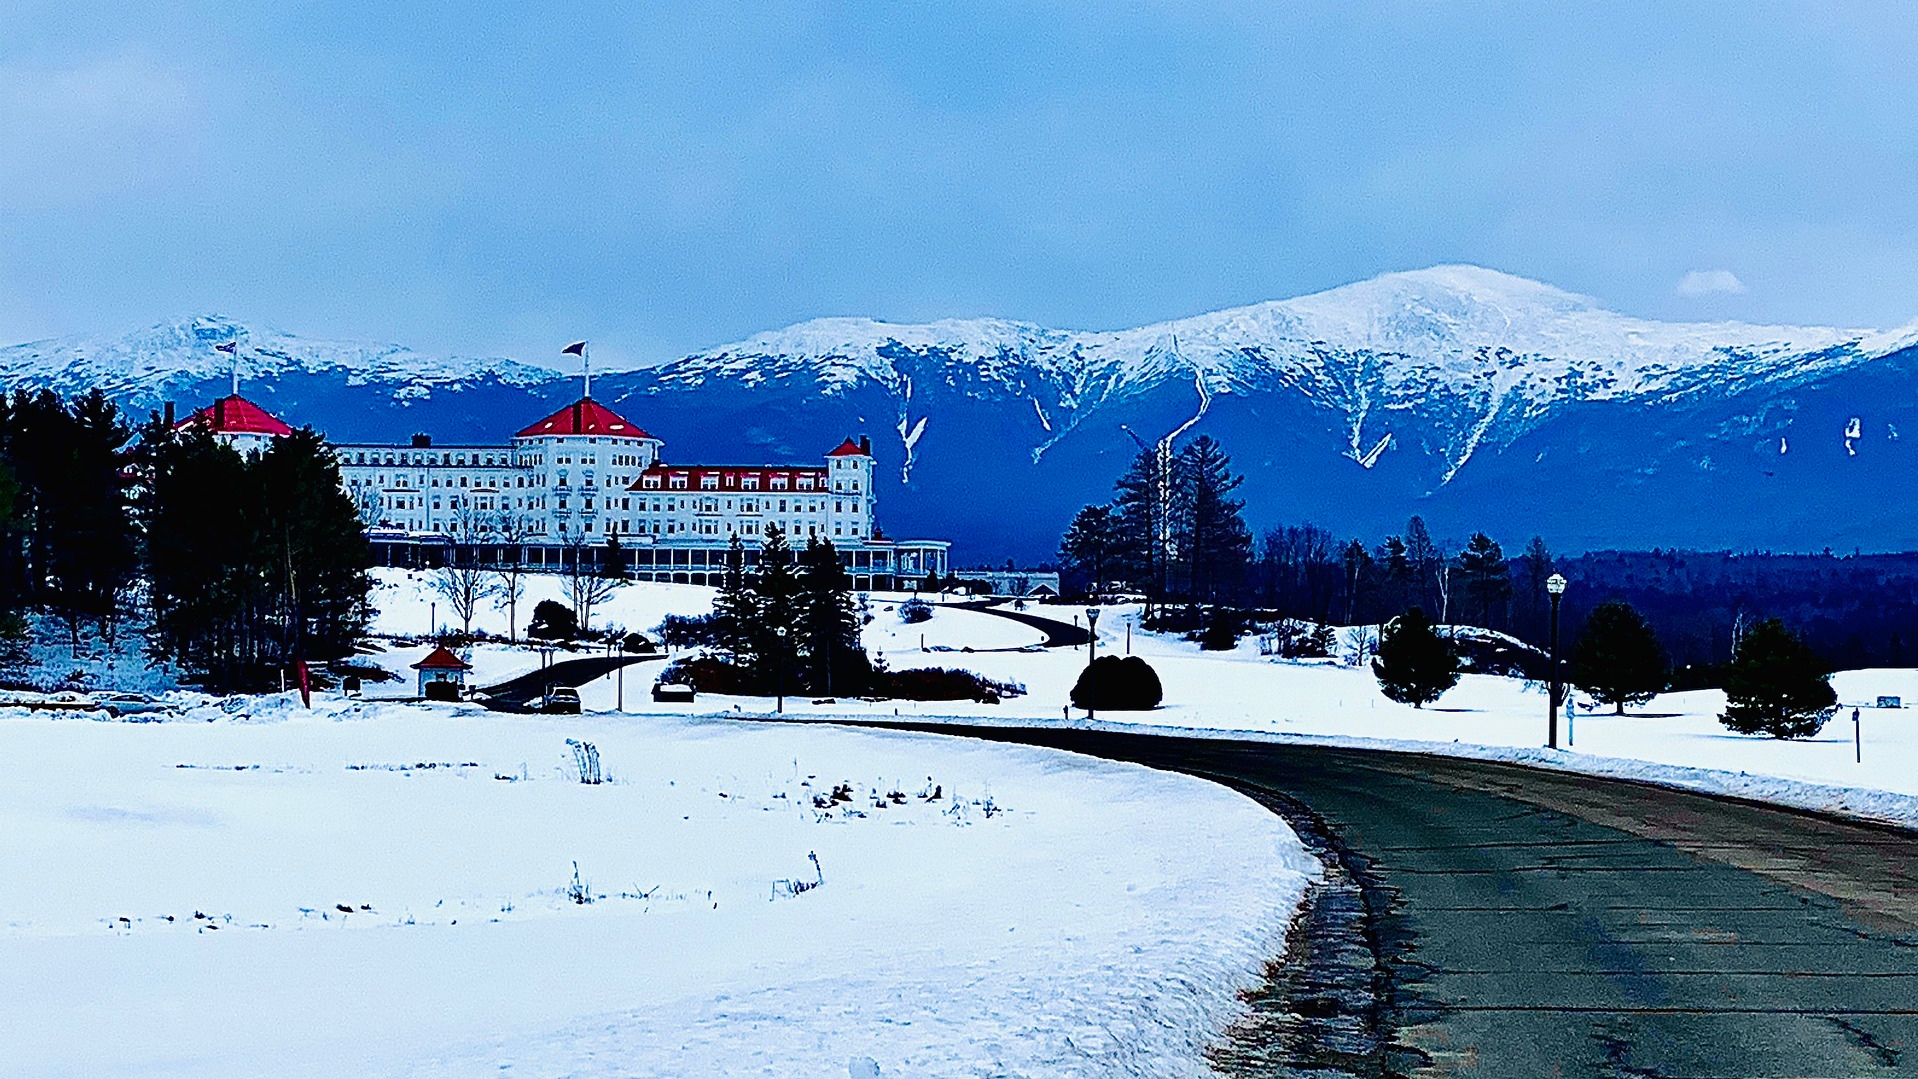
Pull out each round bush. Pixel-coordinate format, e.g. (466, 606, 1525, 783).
(1069, 655, 1163, 711)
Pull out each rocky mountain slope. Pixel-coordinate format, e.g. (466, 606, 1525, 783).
(9, 269, 1918, 560)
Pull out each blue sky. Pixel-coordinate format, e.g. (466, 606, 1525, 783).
(4, 1, 1917, 367)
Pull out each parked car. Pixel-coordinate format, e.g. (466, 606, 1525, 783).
(539, 686, 582, 714)
(94, 692, 171, 718)
(652, 682, 696, 704)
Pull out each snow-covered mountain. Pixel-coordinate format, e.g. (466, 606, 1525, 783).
(641, 266, 1914, 483)
(0, 316, 573, 441)
(11, 268, 1918, 559)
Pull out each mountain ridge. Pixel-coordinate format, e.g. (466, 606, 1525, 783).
(7, 266, 1918, 559)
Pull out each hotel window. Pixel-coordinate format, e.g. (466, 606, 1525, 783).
(742, 476, 759, 490)
(699, 474, 718, 490)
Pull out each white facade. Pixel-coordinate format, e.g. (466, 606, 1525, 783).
(184, 390, 947, 587)
(333, 397, 876, 548)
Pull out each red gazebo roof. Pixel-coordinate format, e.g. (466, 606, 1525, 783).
(515, 398, 653, 439)
(410, 646, 473, 671)
(179, 395, 294, 437)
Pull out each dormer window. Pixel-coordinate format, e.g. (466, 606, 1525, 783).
(643, 475, 661, 489)
(699, 474, 718, 490)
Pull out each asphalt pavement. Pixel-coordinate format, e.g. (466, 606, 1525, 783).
(477, 654, 664, 710)
(844, 722, 1918, 1077)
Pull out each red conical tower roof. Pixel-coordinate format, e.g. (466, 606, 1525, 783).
(514, 398, 653, 439)
(178, 395, 294, 437)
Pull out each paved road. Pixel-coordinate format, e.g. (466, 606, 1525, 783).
(847, 723, 1918, 1077)
(952, 598, 1090, 647)
(478, 654, 664, 710)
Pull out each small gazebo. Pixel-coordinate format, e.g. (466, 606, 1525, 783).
(411, 646, 473, 700)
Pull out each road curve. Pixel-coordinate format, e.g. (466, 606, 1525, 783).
(838, 722, 1918, 1077)
(478, 654, 664, 710)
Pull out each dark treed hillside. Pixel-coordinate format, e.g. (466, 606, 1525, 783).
(1553, 550, 1918, 675)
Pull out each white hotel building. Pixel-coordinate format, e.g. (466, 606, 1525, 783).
(182, 391, 949, 591)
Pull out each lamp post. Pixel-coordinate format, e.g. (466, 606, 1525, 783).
(1547, 573, 1567, 749)
(775, 625, 788, 715)
(1084, 607, 1101, 720)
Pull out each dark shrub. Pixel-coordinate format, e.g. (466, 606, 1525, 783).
(657, 612, 723, 650)
(898, 597, 933, 624)
(527, 600, 579, 641)
(1197, 608, 1249, 651)
(623, 631, 657, 654)
(422, 680, 461, 702)
(658, 655, 764, 695)
(877, 666, 1024, 702)
(1069, 655, 1163, 710)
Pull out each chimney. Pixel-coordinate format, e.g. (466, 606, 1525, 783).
(573, 401, 584, 433)
(411, 433, 432, 448)
(163, 401, 175, 427)
(858, 434, 870, 455)
(214, 399, 226, 428)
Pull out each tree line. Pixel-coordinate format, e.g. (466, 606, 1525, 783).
(0, 389, 372, 689)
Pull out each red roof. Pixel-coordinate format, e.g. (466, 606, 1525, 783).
(628, 464, 827, 492)
(179, 395, 293, 437)
(410, 646, 472, 671)
(826, 438, 870, 458)
(515, 398, 654, 439)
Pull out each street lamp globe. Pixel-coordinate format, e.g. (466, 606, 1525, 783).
(1085, 607, 1101, 630)
(1547, 573, 1567, 596)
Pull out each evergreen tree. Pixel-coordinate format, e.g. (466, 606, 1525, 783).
(1371, 535, 1413, 621)
(1719, 618, 1837, 739)
(41, 391, 138, 649)
(141, 422, 370, 688)
(1171, 435, 1251, 603)
(1516, 536, 1554, 643)
(749, 525, 803, 687)
(253, 429, 374, 664)
(1371, 606, 1460, 708)
(711, 534, 757, 661)
(1403, 516, 1441, 616)
(602, 531, 631, 580)
(796, 537, 870, 695)
(1340, 538, 1372, 624)
(141, 422, 255, 685)
(1058, 504, 1123, 594)
(1111, 447, 1169, 613)
(1571, 600, 1668, 713)
(1455, 532, 1512, 630)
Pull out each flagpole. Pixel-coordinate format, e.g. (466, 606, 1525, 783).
(584, 344, 591, 400)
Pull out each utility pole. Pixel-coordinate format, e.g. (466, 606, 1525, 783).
(1547, 573, 1567, 749)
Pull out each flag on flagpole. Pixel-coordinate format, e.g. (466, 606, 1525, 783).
(214, 341, 237, 354)
(561, 341, 587, 356)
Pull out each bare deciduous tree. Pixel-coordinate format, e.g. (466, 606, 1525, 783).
(431, 497, 498, 634)
(490, 509, 533, 642)
(563, 536, 620, 635)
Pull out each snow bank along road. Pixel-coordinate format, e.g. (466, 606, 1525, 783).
(0, 703, 1316, 1078)
(856, 722, 1918, 1078)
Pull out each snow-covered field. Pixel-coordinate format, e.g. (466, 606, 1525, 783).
(11, 566, 1918, 1076)
(362, 570, 1918, 825)
(0, 694, 1312, 1078)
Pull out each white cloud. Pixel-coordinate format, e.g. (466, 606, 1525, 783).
(1676, 269, 1748, 297)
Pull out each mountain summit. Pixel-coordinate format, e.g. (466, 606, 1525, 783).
(7, 268, 1917, 558)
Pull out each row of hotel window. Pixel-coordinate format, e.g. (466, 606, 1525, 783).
(343, 471, 845, 493)
(376, 493, 857, 516)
